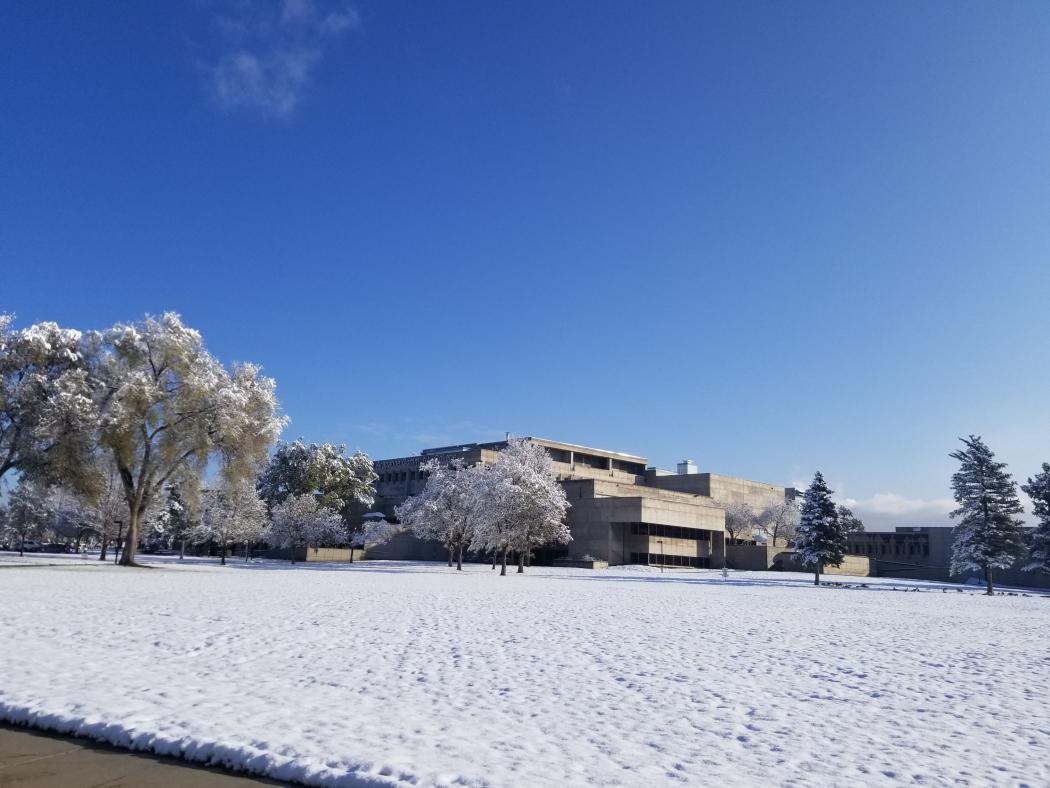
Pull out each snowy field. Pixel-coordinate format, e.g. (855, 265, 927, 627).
(0, 554, 1047, 787)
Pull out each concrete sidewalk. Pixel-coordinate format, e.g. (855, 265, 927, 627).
(0, 724, 285, 787)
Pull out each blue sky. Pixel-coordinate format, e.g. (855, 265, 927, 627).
(2, 1, 1049, 528)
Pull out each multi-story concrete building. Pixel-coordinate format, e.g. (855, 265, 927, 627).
(368, 436, 797, 568)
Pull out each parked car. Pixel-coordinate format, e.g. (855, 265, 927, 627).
(41, 543, 70, 554)
(20, 541, 44, 553)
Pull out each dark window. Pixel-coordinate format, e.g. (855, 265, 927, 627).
(545, 448, 571, 463)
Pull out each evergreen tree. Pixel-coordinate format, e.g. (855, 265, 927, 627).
(1021, 462, 1050, 575)
(948, 435, 1026, 595)
(837, 505, 864, 536)
(794, 472, 846, 586)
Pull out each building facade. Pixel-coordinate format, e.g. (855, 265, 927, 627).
(368, 436, 797, 568)
(848, 526, 1050, 589)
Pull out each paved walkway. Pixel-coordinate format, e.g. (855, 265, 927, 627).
(0, 724, 285, 787)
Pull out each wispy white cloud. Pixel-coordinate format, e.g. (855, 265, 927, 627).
(840, 493, 955, 531)
(204, 0, 359, 116)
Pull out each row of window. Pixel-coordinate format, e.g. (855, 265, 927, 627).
(852, 541, 930, 557)
(630, 552, 710, 568)
(629, 523, 711, 541)
(378, 470, 431, 484)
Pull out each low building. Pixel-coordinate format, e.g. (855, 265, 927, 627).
(368, 436, 797, 568)
(849, 526, 1050, 589)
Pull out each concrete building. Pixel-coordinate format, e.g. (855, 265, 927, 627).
(849, 526, 1050, 590)
(368, 436, 797, 568)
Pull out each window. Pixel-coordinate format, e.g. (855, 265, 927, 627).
(545, 448, 571, 464)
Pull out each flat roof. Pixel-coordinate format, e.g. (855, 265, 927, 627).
(382, 436, 649, 466)
(524, 437, 648, 464)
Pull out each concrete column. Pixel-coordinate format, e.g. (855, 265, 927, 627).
(606, 457, 613, 476)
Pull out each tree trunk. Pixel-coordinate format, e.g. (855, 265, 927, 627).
(491, 550, 496, 569)
(244, 542, 250, 563)
(985, 565, 994, 595)
(517, 550, 524, 574)
(814, 563, 821, 586)
(119, 506, 140, 566)
(349, 544, 355, 563)
(457, 542, 463, 571)
(99, 532, 108, 561)
(19, 532, 24, 557)
(526, 550, 531, 568)
(447, 543, 453, 567)
(179, 538, 185, 559)
(220, 541, 227, 566)
(500, 548, 507, 576)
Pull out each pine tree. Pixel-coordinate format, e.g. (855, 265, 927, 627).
(794, 472, 846, 586)
(837, 505, 864, 536)
(948, 435, 1026, 595)
(1021, 462, 1050, 575)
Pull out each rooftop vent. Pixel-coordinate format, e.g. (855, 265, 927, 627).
(677, 459, 698, 475)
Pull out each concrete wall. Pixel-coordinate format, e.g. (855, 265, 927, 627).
(267, 546, 364, 562)
(727, 546, 872, 576)
(775, 553, 873, 576)
(727, 544, 772, 570)
(647, 472, 791, 511)
(364, 532, 447, 562)
(825, 555, 872, 576)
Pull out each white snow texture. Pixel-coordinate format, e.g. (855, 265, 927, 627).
(0, 554, 1046, 787)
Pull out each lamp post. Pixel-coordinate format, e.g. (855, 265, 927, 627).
(113, 519, 123, 565)
(657, 539, 664, 574)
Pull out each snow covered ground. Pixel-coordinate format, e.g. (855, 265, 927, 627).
(0, 555, 1047, 787)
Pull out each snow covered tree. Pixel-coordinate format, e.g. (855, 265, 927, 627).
(723, 502, 759, 543)
(267, 493, 342, 564)
(794, 472, 846, 586)
(396, 458, 480, 570)
(196, 481, 270, 565)
(948, 436, 1026, 594)
(46, 487, 93, 553)
(153, 484, 196, 559)
(257, 438, 377, 559)
(470, 439, 571, 576)
(1022, 463, 1050, 575)
(0, 315, 99, 494)
(360, 514, 398, 549)
(837, 505, 865, 536)
(757, 500, 800, 546)
(2, 478, 55, 555)
(91, 313, 285, 566)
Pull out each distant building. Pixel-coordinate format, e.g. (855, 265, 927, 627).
(368, 436, 797, 568)
(849, 526, 1049, 590)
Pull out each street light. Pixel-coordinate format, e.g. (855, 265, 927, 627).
(113, 520, 123, 565)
